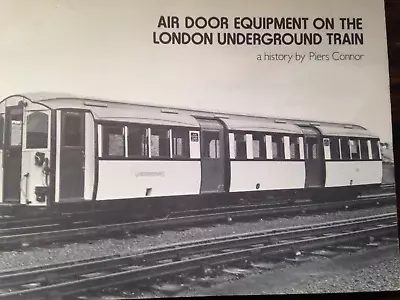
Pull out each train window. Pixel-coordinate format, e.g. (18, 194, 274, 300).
(0, 114, 3, 149)
(172, 128, 190, 158)
(63, 112, 83, 147)
(209, 139, 220, 158)
(235, 133, 247, 159)
(330, 137, 340, 160)
(371, 139, 380, 159)
(349, 139, 360, 160)
(360, 139, 369, 160)
(252, 133, 266, 159)
(312, 143, 317, 159)
(102, 125, 125, 157)
(304, 138, 318, 160)
(272, 134, 285, 160)
(9, 111, 23, 147)
(289, 136, 300, 159)
(127, 125, 148, 157)
(150, 127, 170, 157)
(26, 112, 49, 149)
(340, 138, 350, 160)
(203, 131, 220, 159)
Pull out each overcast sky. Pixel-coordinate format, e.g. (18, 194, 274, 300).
(0, 0, 393, 142)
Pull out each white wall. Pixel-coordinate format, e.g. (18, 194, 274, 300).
(96, 160, 201, 200)
(325, 161, 382, 187)
(229, 161, 305, 192)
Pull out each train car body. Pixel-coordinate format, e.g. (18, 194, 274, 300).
(0, 93, 383, 214)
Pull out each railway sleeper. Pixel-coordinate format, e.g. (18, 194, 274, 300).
(0, 216, 395, 299)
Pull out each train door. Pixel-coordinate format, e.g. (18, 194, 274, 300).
(2, 106, 23, 203)
(300, 126, 326, 188)
(2, 100, 52, 206)
(195, 118, 228, 193)
(57, 110, 86, 202)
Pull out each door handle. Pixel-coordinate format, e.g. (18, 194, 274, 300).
(4, 149, 10, 157)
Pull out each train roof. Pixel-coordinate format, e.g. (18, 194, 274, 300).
(222, 118, 303, 134)
(2, 93, 380, 139)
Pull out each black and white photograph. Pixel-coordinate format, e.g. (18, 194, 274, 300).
(0, 0, 398, 299)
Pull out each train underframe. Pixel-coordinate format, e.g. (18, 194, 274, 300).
(0, 183, 383, 219)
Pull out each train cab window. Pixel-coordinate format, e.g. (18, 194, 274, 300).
(360, 139, 369, 160)
(371, 139, 380, 159)
(63, 112, 84, 147)
(102, 125, 125, 157)
(0, 114, 3, 149)
(329, 137, 340, 160)
(252, 133, 266, 159)
(127, 125, 148, 157)
(272, 134, 285, 160)
(172, 128, 189, 158)
(234, 133, 247, 159)
(203, 131, 220, 159)
(26, 112, 49, 149)
(349, 139, 360, 160)
(289, 136, 300, 160)
(150, 127, 170, 157)
(340, 138, 350, 160)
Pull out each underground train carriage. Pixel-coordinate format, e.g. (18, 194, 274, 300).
(0, 93, 383, 218)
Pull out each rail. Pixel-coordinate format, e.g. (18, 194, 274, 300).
(0, 213, 397, 299)
(0, 193, 396, 250)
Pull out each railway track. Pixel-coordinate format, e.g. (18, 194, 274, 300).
(0, 192, 396, 251)
(0, 184, 395, 229)
(0, 196, 294, 230)
(0, 213, 397, 300)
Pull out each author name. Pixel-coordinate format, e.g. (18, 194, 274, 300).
(261, 51, 364, 63)
(309, 51, 364, 61)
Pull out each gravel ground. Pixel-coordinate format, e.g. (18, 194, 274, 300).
(0, 205, 397, 271)
(177, 244, 400, 296)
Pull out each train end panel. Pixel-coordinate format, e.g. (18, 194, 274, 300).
(0, 95, 53, 209)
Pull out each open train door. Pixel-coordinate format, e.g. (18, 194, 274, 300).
(299, 126, 326, 188)
(1, 96, 52, 206)
(2, 105, 24, 204)
(195, 117, 229, 194)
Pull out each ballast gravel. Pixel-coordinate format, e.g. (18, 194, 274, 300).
(177, 244, 400, 296)
(0, 205, 397, 271)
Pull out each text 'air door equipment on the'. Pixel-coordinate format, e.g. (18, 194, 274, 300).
(300, 126, 326, 188)
(196, 118, 227, 194)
